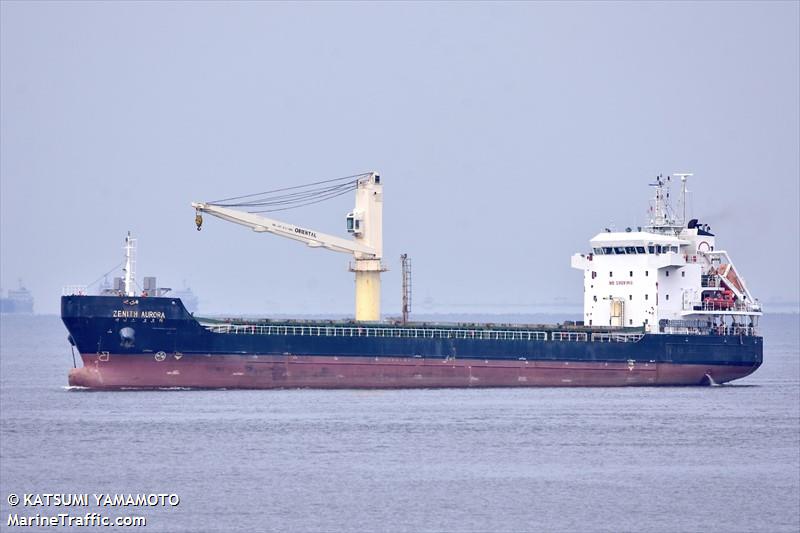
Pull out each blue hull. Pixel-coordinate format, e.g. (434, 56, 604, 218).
(61, 295, 763, 388)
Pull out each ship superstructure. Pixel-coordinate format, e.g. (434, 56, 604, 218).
(571, 175, 761, 337)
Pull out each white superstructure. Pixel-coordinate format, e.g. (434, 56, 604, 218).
(571, 175, 761, 335)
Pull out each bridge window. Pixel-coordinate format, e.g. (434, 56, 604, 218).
(648, 245, 655, 254)
(614, 247, 626, 254)
(636, 246, 646, 254)
(625, 246, 636, 254)
(603, 247, 613, 254)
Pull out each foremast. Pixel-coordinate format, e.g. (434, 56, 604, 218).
(122, 231, 137, 297)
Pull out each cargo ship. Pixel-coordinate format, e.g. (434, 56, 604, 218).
(1, 280, 34, 314)
(62, 173, 762, 389)
(170, 283, 199, 314)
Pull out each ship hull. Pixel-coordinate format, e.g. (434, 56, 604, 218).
(68, 352, 759, 389)
(62, 295, 762, 389)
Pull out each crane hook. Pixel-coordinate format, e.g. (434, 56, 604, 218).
(195, 212, 203, 231)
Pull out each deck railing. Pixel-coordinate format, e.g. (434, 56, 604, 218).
(551, 331, 589, 342)
(62, 285, 88, 296)
(684, 300, 762, 313)
(591, 333, 644, 343)
(202, 323, 646, 343)
(202, 323, 550, 341)
(662, 324, 758, 336)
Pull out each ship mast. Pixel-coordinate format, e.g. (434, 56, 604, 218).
(675, 172, 693, 227)
(401, 253, 412, 324)
(645, 173, 691, 234)
(649, 174, 671, 228)
(122, 231, 137, 297)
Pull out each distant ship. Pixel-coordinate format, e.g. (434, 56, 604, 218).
(1, 280, 34, 314)
(170, 283, 198, 314)
(62, 173, 762, 389)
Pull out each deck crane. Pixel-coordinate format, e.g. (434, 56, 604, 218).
(192, 172, 385, 322)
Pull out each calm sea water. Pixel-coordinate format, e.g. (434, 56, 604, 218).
(1, 313, 798, 533)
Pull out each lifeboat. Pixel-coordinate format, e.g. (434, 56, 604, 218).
(704, 289, 735, 310)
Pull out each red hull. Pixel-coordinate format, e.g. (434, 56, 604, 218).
(68, 354, 759, 389)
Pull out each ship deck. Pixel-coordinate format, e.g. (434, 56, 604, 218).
(195, 316, 648, 343)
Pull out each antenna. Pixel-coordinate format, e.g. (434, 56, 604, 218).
(674, 172, 693, 226)
(648, 175, 668, 228)
(646, 172, 693, 233)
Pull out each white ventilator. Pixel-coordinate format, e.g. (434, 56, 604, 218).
(192, 172, 385, 321)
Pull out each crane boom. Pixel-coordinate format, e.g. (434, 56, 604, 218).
(191, 202, 377, 258)
(192, 171, 385, 322)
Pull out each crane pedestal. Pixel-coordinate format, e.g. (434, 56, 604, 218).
(351, 259, 386, 322)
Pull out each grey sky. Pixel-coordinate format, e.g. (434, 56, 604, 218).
(1, 1, 798, 316)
